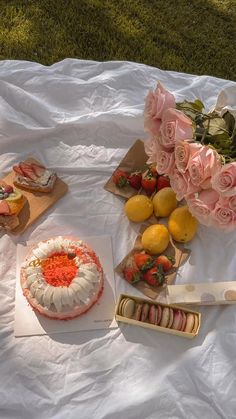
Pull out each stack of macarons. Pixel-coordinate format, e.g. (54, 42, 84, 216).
(118, 297, 199, 335)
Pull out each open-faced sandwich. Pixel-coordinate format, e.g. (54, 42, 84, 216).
(0, 182, 26, 230)
(13, 160, 57, 193)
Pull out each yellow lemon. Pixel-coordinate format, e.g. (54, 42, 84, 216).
(124, 195, 153, 223)
(152, 187, 177, 218)
(141, 224, 170, 254)
(168, 205, 198, 243)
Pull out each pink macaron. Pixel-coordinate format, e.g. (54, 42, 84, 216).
(171, 310, 183, 331)
(149, 305, 162, 325)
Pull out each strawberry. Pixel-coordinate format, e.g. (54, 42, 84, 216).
(112, 169, 128, 188)
(31, 163, 45, 177)
(143, 266, 165, 287)
(13, 165, 24, 176)
(154, 255, 175, 272)
(157, 176, 170, 191)
(123, 267, 142, 284)
(19, 162, 38, 180)
(141, 170, 157, 195)
(3, 185, 13, 194)
(133, 252, 154, 271)
(127, 171, 142, 190)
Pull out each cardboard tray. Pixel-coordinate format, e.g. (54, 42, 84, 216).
(115, 293, 201, 339)
(2, 158, 68, 234)
(104, 139, 149, 199)
(115, 225, 190, 300)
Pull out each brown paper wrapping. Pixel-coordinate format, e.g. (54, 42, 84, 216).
(116, 225, 191, 300)
(104, 139, 149, 199)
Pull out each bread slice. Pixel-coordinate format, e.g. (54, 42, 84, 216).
(13, 161, 57, 193)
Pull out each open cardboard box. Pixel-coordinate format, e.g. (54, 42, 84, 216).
(115, 293, 201, 339)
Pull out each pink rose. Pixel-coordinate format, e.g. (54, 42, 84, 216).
(155, 144, 175, 175)
(211, 162, 236, 197)
(175, 141, 202, 173)
(144, 136, 159, 164)
(211, 197, 236, 232)
(169, 168, 199, 201)
(187, 189, 219, 227)
(144, 83, 176, 135)
(187, 146, 221, 189)
(159, 109, 193, 150)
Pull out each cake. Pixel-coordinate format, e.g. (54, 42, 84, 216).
(0, 181, 26, 230)
(20, 236, 104, 320)
(13, 160, 57, 193)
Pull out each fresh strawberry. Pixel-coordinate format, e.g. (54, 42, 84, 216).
(3, 185, 13, 194)
(157, 176, 170, 191)
(141, 170, 157, 195)
(13, 165, 24, 176)
(19, 162, 38, 180)
(128, 171, 142, 190)
(0, 200, 10, 215)
(143, 266, 165, 287)
(31, 163, 45, 177)
(154, 255, 175, 272)
(133, 252, 154, 271)
(112, 169, 128, 188)
(123, 267, 142, 284)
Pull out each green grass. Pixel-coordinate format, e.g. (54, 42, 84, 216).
(0, 0, 236, 80)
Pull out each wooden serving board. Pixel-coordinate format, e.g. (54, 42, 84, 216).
(3, 158, 68, 235)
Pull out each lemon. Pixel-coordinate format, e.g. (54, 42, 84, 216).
(6, 188, 22, 202)
(141, 224, 170, 254)
(168, 205, 197, 243)
(152, 187, 177, 218)
(125, 195, 153, 223)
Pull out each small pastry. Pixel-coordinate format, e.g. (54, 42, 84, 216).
(120, 298, 135, 318)
(141, 303, 150, 322)
(0, 181, 26, 230)
(184, 313, 195, 333)
(13, 160, 57, 193)
(191, 314, 199, 334)
(155, 305, 162, 325)
(133, 303, 143, 321)
(172, 310, 183, 331)
(167, 307, 174, 328)
(160, 307, 170, 328)
(180, 311, 187, 331)
(149, 305, 157, 325)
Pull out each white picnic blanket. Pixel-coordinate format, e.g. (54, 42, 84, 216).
(1, 59, 236, 419)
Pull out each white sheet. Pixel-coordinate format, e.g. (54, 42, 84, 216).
(0, 59, 236, 419)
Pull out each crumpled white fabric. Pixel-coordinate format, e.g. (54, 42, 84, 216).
(0, 59, 236, 419)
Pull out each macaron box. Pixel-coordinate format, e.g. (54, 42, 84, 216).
(115, 294, 201, 339)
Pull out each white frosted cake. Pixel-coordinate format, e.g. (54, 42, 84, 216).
(20, 236, 104, 320)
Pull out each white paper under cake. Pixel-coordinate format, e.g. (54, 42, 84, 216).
(14, 235, 117, 337)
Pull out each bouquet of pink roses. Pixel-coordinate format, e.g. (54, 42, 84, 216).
(144, 83, 236, 232)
